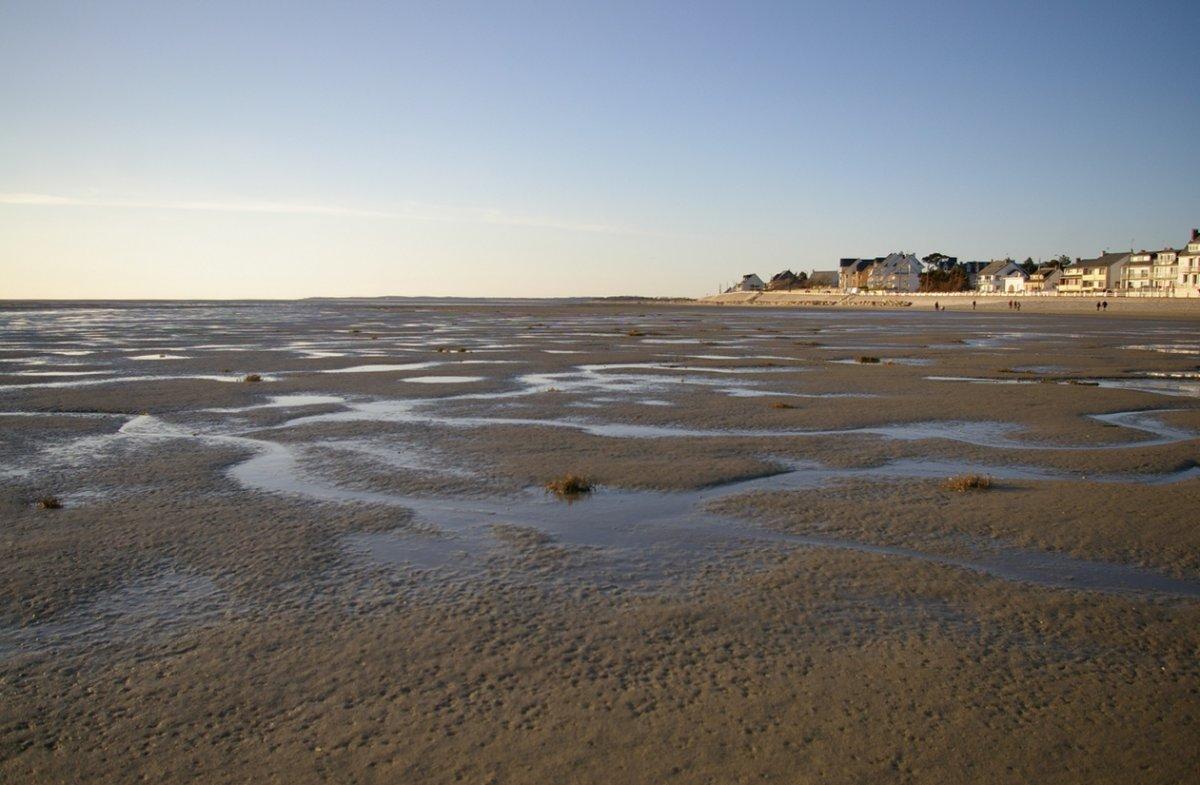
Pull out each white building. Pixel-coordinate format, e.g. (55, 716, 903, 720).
(729, 274, 765, 292)
(1151, 249, 1178, 292)
(865, 252, 922, 292)
(1177, 229, 1200, 293)
(975, 260, 1024, 293)
(1003, 268, 1029, 293)
(1121, 252, 1154, 290)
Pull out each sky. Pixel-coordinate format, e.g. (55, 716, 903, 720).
(1, 0, 1197, 299)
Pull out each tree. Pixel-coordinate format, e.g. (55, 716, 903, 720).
(919, 266, 970, 292)
(767, 269, 808, 291)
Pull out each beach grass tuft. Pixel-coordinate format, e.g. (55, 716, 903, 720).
(544, 474, 593, 499)
(243, 373, 263, 383)
(857, 356, 881, 364)
(36, 495, 63, 510)
(943, 474, 993, 492)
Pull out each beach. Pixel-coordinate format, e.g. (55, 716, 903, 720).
(703, 290, 1200, 317)
(2, 299, 1198, 783)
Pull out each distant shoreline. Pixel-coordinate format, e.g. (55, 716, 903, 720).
(698, 290, 1200, 319)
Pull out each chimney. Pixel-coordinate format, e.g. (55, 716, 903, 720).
(1192, 228, 1199, 241)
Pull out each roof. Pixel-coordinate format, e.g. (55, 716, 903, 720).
(1073, 252, 1130, 269)
(808, 270, 838, 285)
(872, 252, 921, 270)
(839, 257, 879, 272)
(979, 259, 1017, 276)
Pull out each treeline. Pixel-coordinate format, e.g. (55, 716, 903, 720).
(919, 268, 970, 292)
(766, 270, 809, 290)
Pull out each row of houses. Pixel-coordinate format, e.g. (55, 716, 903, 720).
(1054, 231, 1200, 293)
(729, 228, 1200, 296)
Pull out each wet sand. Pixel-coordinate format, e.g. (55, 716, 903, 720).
(1, 300, 1198, 783)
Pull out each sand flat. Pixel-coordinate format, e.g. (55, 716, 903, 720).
(1, 299, 1197, 784)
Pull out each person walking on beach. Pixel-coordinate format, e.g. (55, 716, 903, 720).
(972, 300, 976, 310)
(1097, 301, 1102, 311)
(1103, 300, 1108, 311)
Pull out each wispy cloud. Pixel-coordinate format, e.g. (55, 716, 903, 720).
(0, 192, 640, 235)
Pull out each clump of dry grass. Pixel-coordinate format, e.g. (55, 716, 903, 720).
(943, 474, 993, 492)
(243, 373, 263, 383)
(544, 474, 593, 499)
(857, 356, 881, 364)
(36, 495, 63, 510)
(770, 401, 796, 409)
(626, 329, 645, 337)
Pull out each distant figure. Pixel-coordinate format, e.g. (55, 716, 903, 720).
(934, 301, 939, 311)
(972, 300, 976, 310)
(1103, 300, 1108, 311)
(1096, 301, 1102, 311)
(1016, 301, 1021, 311)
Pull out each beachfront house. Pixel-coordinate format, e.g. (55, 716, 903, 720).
(1057, 252, 1129, 293)
(1120, 252, 1154, 291)
(727, 274, 765, 292)
(975, 260, 1024, 293)
(958, 261, 990, 288)
(865, 252, 923, 292)
(1025, 266, 1062, 293)
(1151, 248, 1179, 292)
(838, 257, 877, 291)
(1003, 268, 1030, 293)
(1178, 229, 1200, 293)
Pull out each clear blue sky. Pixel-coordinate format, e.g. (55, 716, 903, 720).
(2, 0, 1197, 298)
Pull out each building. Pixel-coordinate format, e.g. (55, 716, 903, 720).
(1151, 248, 1179, 292)
(1057, 252, 1129, 293)
(958, 261, 991, 288)
(975, 260, 1024, 293)
(1026, 266, 1062, 293)
(838, 257, 878, 290)
(728, 274, 765, 292)
(865, 252, 923, 292)
(1121, 252, 1154, 290)
(1003, 268, 1030, 293)
(1178, 229, 1200, 293)
(807, 270, 838, 289)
